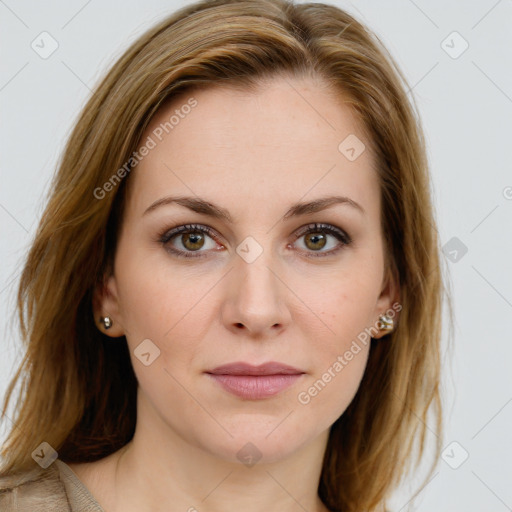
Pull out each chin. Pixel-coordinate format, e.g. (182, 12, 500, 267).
(195, 421, 314, 466)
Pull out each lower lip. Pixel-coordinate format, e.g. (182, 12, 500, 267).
(206, 373, 304, 399)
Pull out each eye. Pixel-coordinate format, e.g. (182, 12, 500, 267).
(292, 222, 352, 258)
(158, 223, 221, 258)
(157, 222, 352, 259)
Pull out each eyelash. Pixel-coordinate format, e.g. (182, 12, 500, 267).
(157, 222, 352, 259)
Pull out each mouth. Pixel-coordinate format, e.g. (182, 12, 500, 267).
(205, 361, 305, 400)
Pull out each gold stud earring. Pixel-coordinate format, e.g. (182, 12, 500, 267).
(377, 314, 394, 333)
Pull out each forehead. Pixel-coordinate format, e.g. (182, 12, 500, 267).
(125, 76, 379, 221)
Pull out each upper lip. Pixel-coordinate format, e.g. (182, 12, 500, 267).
(206, 362, 305, 376)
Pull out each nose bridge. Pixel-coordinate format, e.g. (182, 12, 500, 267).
(235, 237, 280, 307)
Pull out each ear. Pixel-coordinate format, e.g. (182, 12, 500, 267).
(92, 274, 125, 337)
(372, 262, 401, 340)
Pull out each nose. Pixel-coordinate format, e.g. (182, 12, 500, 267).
(221, 248, 292, 338)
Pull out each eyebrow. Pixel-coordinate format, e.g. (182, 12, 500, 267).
(143, 194, 365, 221)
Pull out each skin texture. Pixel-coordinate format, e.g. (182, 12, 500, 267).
(69, 75, 398, 512)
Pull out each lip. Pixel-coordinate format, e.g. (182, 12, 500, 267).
(207, 361, 304, 376)
(205, 362, 305, 400)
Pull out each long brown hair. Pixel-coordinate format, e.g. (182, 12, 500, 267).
(1, 1, 450, 510)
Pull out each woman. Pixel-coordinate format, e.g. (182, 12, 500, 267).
(0, 0, 448, 511)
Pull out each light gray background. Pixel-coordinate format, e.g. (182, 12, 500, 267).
(1, 1, 511, 511)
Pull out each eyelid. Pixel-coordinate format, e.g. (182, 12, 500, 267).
(293, 222, 352, 244)
(158, 223, 220, 244)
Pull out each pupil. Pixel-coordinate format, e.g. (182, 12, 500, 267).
(184, 233, 204, 250)
(306, 233, 326, 250)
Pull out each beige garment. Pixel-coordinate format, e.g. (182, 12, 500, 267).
(0, 458, 104, 512)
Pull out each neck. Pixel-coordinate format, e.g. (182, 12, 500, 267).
(107, 394, 331, 512)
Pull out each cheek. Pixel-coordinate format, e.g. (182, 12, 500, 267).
(114, 249, 220, 373)
(298, 267, 381, 345)
(296, 313, 371, 428)
(291, 275, 377, 422)
(115, 241, 204, 334)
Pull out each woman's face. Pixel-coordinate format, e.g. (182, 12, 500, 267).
(97, 75, 398, 464)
